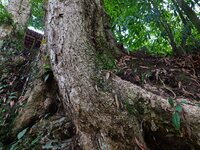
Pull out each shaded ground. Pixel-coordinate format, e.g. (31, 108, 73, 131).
(116, 52, 200, 102)
(0, 30, 80, 149)
(0, 29, 42, 135)
(0, 47, 39, 144)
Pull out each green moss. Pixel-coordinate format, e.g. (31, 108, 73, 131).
(0, 4, 13, 25)
(96, 52, 116, 70)
(124, 102, 137, 116)
(1, 28, 25, 53)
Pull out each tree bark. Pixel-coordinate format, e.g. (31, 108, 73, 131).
(45, 0, 145, 149)
(110, 75, 200, 148)
(7, 0, 31, 29)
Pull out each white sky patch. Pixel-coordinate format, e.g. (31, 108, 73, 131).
(28, 26, 44, 35)
(195, 5, 200, 14)
(1, 0, 8, 5)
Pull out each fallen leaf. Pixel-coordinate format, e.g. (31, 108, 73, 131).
(140, 66, 149, 69)
(135, 137, 146, 150)
(114, 94, 120, 109)
(135, 75, 140, 82)
(10, 100, 15, 108)
(178, 81, 182, 89)
(94, 85, 98, 92)
(106, 72, 110, 80)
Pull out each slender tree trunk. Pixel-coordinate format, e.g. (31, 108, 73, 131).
(176, 0, 200, 34)
(7, 0, 31, 28)
(171, 0, 191, 49)
(149, 0, 178, 54)
(0, 0, 31, 40)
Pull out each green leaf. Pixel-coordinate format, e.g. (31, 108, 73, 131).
(0, 4, 13, 25)
(168, 97, 174, 107)
(9, 92, 17, 96)
(31, 135, 42, 145)
(0, 142, 3, 150)
(180, 100, 190, 105)
(44, 64, 51, 71)
(43, 141, 53, 149)
(175, 105, 183, 113)
(44, 74, 50, 82)
(0, 84, 9, 90)
(10, 141, 19, 150)
(0, 89, 4, 94)
(17, 128, 28, 140)
(8, 95, 17, 100)
(172, 112, 181, 130)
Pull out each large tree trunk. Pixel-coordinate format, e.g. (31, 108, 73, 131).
(45, 0, 144, 149)
(45, 0, 200, 149)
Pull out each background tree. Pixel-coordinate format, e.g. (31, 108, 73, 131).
(176, 0, 200, 33)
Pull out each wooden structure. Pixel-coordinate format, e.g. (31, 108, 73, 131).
(24, 29, 43, 49)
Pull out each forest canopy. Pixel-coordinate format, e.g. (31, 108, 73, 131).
(104, 0, 200, 55)
(2, 0, 200, 55)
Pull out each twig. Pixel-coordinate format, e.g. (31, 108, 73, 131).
(21, 76, 29, 96)
(159, 77, 176, 99)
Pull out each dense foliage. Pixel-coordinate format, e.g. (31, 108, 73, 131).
(29, 0, 45, 30)
(104, 0, 200, 55)
(2, 0, 200, 55)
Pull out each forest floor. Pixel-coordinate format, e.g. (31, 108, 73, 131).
(0, 44, 200, 149)
(117, 52, 200, 102)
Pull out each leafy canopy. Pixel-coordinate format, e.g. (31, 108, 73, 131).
(3, 0, 199, 55)
(104, 0, 200, 55)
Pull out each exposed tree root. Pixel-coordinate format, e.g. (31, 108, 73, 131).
(110, 74, 200, 149)
(5, 78, 59, 144)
